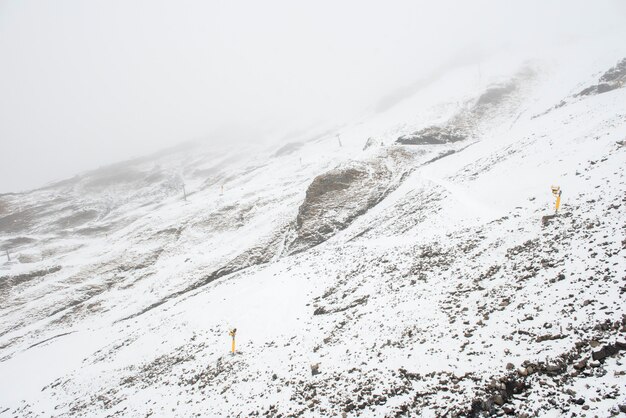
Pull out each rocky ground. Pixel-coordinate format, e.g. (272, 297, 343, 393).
(1, 49, 625, 417)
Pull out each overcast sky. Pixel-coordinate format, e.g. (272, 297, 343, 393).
(1, 0, 625, 193)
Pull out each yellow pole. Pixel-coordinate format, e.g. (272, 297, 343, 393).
(229, 328, 237, 354)
(555, 193, 561, 213)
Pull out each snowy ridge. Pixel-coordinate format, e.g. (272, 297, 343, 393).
(1, 47, 626, 417)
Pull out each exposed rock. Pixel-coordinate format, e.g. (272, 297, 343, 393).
(288, 149, 412, 253)
(576, 58, 626, 97)
(600, 58, 626, 83)
(0, 265, 62, 294)
(313, 296, 369, 316)
(396, 67, 533, 146)
(573, 358, 587, 370)
(536, 333, 567, 343)
(397, 125, 466, 145)
(591, 342, 624, 361)
(541, 214, 557, 226)
(502, 405, 515, 415)
(310, 363, 320, 376)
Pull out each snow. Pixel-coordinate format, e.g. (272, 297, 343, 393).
(1, 40, 625, 416)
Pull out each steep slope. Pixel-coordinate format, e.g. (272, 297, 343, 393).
(1, 48, 625, 417)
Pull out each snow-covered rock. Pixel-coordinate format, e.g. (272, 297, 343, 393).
(1, 46, 625, 417)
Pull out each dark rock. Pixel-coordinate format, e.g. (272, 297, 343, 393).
(596, 83, 617, 94)
(541, 214, 557, 226)
(536, 334, 566, 343)
(573, 358, 587, 370)
(397, 125, 466, 145)
(592, 343, 624, 361)
(313, 296, 369, 316)
(310, 363, 320, 376)
(313, 307, 327, 315)
(599, 58, 626, 83)
(502, 405, 515, 415)
(576, 58, 626, 97)
(343, 401, 355, 412)
(579, 85, 597, 96)
(0, 265, 62, 293)
(289, 149, 412, 253)
(545, 362, 566, 374)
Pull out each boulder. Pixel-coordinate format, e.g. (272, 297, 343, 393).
(310, 363, 320, 376)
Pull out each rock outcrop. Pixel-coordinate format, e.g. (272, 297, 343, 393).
(288, 148, 412, 253)
(397, 67, 534, 145)
(577, 57, 626, 97)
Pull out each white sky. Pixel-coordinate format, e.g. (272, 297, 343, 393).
(1, 0, 625, 193)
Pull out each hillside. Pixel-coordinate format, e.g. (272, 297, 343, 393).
(1, 47, 625, 417)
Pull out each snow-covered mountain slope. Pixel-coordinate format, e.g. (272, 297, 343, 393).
(1, 46, 625, 417)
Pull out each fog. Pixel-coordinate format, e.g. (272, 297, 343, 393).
(1, 0, 624, 193)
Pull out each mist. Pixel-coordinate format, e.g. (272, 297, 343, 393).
(1, 0, 624, 193)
